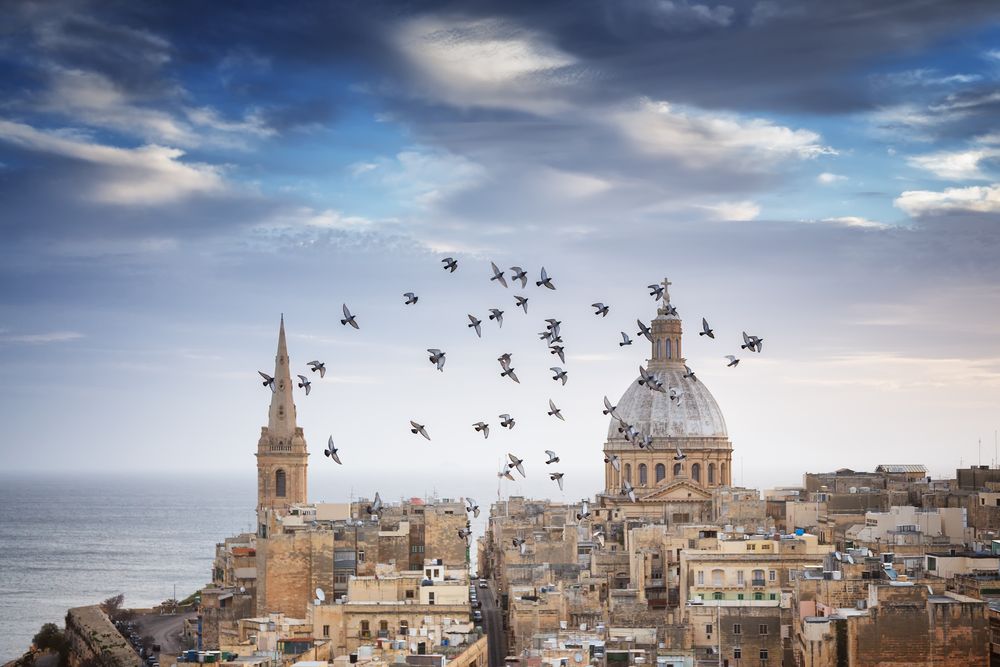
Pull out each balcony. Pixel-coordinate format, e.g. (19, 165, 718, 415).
(751, 579, 766, 588)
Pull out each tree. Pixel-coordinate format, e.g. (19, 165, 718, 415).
(32, 623, 69, 667)
(100, 594, 133, 623)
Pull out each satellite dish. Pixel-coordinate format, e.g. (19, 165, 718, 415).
(239, 586, 246, 594)
(574, 654, 584, 664)
(316, 588, 326, 602)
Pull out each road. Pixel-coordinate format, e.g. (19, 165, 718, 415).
(478, 584, 506, 667)
(134, 611, 196, 654)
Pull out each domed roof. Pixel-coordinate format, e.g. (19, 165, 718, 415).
(607, 366, 728, 441)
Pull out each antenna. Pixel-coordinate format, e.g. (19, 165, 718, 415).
(315, 587, 326, 604)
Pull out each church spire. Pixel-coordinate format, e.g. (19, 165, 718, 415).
(267, 314, 297, 437)
(648, 277, 684, 369)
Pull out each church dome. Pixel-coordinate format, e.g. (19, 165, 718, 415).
(606, 366, 728, 441)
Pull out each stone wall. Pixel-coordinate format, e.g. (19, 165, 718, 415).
(64, 606, 143, 667)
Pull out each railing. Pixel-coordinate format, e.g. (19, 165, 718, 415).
(269, 444, 292, 452)
(751, 579, 766, 587)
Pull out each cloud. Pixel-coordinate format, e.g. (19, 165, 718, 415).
(0, 330, 84, 344)
(697, 200, 762, 221)
(817, 172, 846, 185)
(895, 183, 1000, 216)
(352, 149, 486, 209)
(817, 216, 888, 229)
(907, 147, 999, 181)
(262, 207, 376, 231)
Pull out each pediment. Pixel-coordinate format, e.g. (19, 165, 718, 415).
(639, 479, 712, 501)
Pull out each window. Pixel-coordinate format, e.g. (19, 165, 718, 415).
(713, 592, 723, 600)
(674, 463, 682, 476)
(656, 463, 666, 483)
(692, 463, 701, 483)
(697, 571, 705, 585)
(752, 569, 765, 584)
(759, 624, 768, 635)
(360, 620, 370, 638)
(769, 570, 776, 582)
(639, 464, 648, 486)
(358, 549, 366, 563)
(733, 623, 741, 635)
(769, 593, 776, 600)
(323, 624, 330, 638)
(666, 339, 672, 359)
(712, 569, 724, 586)
(708, 463, 716, 485)
(721, 463, 727, 485)
(624, 464, 632, 484)
(400, 620, 409, 636)
(275, 469, 287, 498)
(737, 570, 745, 585)
(405, 589, 414, 599)
(429, 592, 435, 605)
(737, 593, 744, 600)
(705, 624, 713, 635)
(754, 592, 764, 600)
(656, 339, 661, 358)
(759, 649, 768, 660)
(733, 648, 741, 659)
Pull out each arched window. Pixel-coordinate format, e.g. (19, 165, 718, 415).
(721, 463, 727, 485)
(753, 569, 765, 584)
(713, 591, 723, 600)
(656, 339, 661, 358)
(275, 469, 287, 498)
(655, 463, 666, 483)
(673, 463, 682, 477)
(639, 464, 648, 486)
(708, 463, 716, 485)
(624, 464, 632, 484)
(666, 338, 672, 359)
(692, 463, 701, 483)
(711, 569, 724, 586)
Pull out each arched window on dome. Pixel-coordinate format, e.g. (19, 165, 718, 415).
(673, 463, 683, 477)
(655, 463, 666, 483)
(692, 463, 701, 483)
(624, 464, 632, 485)
(639, 464, 648, 486)
(656, 339, 661, 359)
(721, 463, 727, 485)
(666, 338, 672, 359)
(275, 469, 287, 498)
(708, 463, 716, 485)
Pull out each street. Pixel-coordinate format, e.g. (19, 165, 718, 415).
(478, 584, 506, 667)
(134, 611, 196, 654)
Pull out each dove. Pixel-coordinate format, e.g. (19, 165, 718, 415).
(548, 399, 564, 421)
(549, 345, 565, 364)
(674, 447, 686, 461)
(602, 396, 618, 417)
(669, 387, 684, 405)
(725, 355, 740, 368)
(638, 434, 653, 449)
(489, 308, 504, 328)
(499, 414, 515, 429)
(592, 303, 609, 317)
(489, 261, 508, 288)
(473, 422, 490, 439)
(742, 331, 764, 352)
(466, 498, 480, 518)
(619, 332, 633, 347)
(507, 453, 526, 477)
(410, 421, 431, 440)
(340, 304, 359, 329)
(536, 267, 556, 290)
(367, 492, 383, 515)
(296, 374, 312, 396)
(498, 352, 512, 366)
(466, 314, 483, 338)
(458, 527, 473, 539)
(549, 472, 564, 491)
(683, 365, 697, 381)
(700, 318, 714, 339)
(623, 481, 637, 503)
(539, 330, 555, 343)
(550, 367, 568, 385)
(258, 371, 276, 392)
(576, 501, 590, 521)
(427, 349, 446, 371)
(544, 450, 560, 464)
(648, 284, 665, 300)
(323, 436, 342, 465)
(664, 304, 679, 316)
(500, 365, 520, 383)
(403, 292, 419, 305)
(636, 320, 653, 343)
(637, 365, 656, 387)
(498, 464, 515, 481)
(545, 319, 562, 334)
(442, 257, 458, 273)
(512, 536, 526, 549)
(592, 529, 605, 548)
(307, 360, 326, 378)
(604, 454, 621, 472)
(518, 540, 527, 556)
(514, 296, 529, 314)
(510, 266, 528, 288)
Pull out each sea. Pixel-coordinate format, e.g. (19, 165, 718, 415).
(0, 473, 256, 662)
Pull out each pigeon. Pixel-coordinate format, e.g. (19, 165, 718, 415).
(638, 365, 658, 388)
(725, 355, 740, 368)
(307, 360, 326, 378)
(638, 434, 653, 449)
(403, 292, 419, 305)
(489, 308, 504, 328)
(510, 266, 528, 288)
(544, 450, 560, 464)
(683, 365, 697, 381)
(674, 447, 686, 461)
(258, 371, 276, 392)
(576, 501, 590, 521)
(592, 529, 605, 548)
(700, 318, 714, 339)
(742, 331, 764, 352)
(604, 454, 621, 472)
(466, 498, 480, 518)
(442, 257, 458, 273)
(498, 352, 512, 366)
(427, 349, 446, 371)
(499, 414, 515, 429)
(507, 453, 526, 477)
(489, 261, 508, 288)
(498, 463, 515, 481)
(512, 536, 526, 549)
(536, 267, 556, 290)
(648, 284, 665, 300)
(545, 319, 562, 336)
(619, 332, 633, 347)
(623, 481, 637, 503)
(500, 365, 520, 383)
(550, 367, 568, 385)
(458, 527, 473, 539)
(323, 436, 342, 465)
(467, 314, 482, 338)
(473, 422, 490, 439)
(549, 472, 564, 491)
(592, 303, 609, 317)
(549, 345, 565, 364)
(539, 330, 555, 343)
(340, 304, 359, 329)
(515, 295, 529, 313)
(636, 319, 653, 343)
(296, 374, 312, 396)
(517, 540, 527, 556)
(669, 387, 684, 405)
(602, 396, 618, 417)
(410, 421, 431, 440)
(548, 399, 564, 421)
(664, 304, 679, 316)
(367, 492, 383, 515)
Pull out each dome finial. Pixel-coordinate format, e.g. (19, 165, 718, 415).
(661, 277, 672, 304)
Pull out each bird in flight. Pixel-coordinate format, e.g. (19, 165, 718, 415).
(514, 295, 529, 313)
(592, 303, 609, 317)
(367, 492, 383, 516)
(544, 450, 560, 464)
(603, 396, 618, 417)
(548, 399, 564, 420)
(441, 257, 458, 273)
(619, 332, 633, 347)
(549, 345, 565, 364)
(498, 354, 520, 384)
(648, 284, 665, 300)
(664, 304, 679, 316)
(498, 463, 515, 481)
(458, 526, 473, 539)
(466, 498, 480, 518)
(323, 436, 342, 465)
(500, 414, 515, 430)
(427, 349, 446, 371)
(674, 447, 686, 461)
(296, 375, 312, 396)
(306, 360, 326, 378)
(473, 421, 490, 439)
(636, 319, 653, 342)
(467, 314, 482, 338)
(545, 319, 562, 337)
(623, 481, 637, 503)
(410, 421, 431, 440)
(592, 529, 605, 547)
(669, 387, 684, 405)
(536, 267, 556, 290)
(700, 318, 714, 339)
(576, 501, 590, 520)
(507, 453, 526, 477)
(340, 304, 359, 329)
(549, 472, 564, 491)
(604, 454, 621, 472)
(550, 367, 568, 385)
(510, 266, 528, 288)
(489, 261, 508, 288)
(742, 331, 764, 353)
(725, 355, 740, 367)
(489, 308, 504, 328)
(683, 365, 697, 381)
(403, 292, 419, 305)
(258, 371, 276, 392)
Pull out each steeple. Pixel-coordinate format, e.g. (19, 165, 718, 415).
(267, 314, 297, 438)
(648, 277, 685, 370)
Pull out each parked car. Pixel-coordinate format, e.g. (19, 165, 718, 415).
(472, 611, 483, 622)
(479, 581, 488, 588)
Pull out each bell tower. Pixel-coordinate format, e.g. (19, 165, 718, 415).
(648, 277, 684, 369)
(256, 316, 308, 520)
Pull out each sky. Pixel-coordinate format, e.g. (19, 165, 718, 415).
(1, 0, 1000, 497)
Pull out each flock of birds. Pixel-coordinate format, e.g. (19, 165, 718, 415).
(255, 258, 766, 541)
